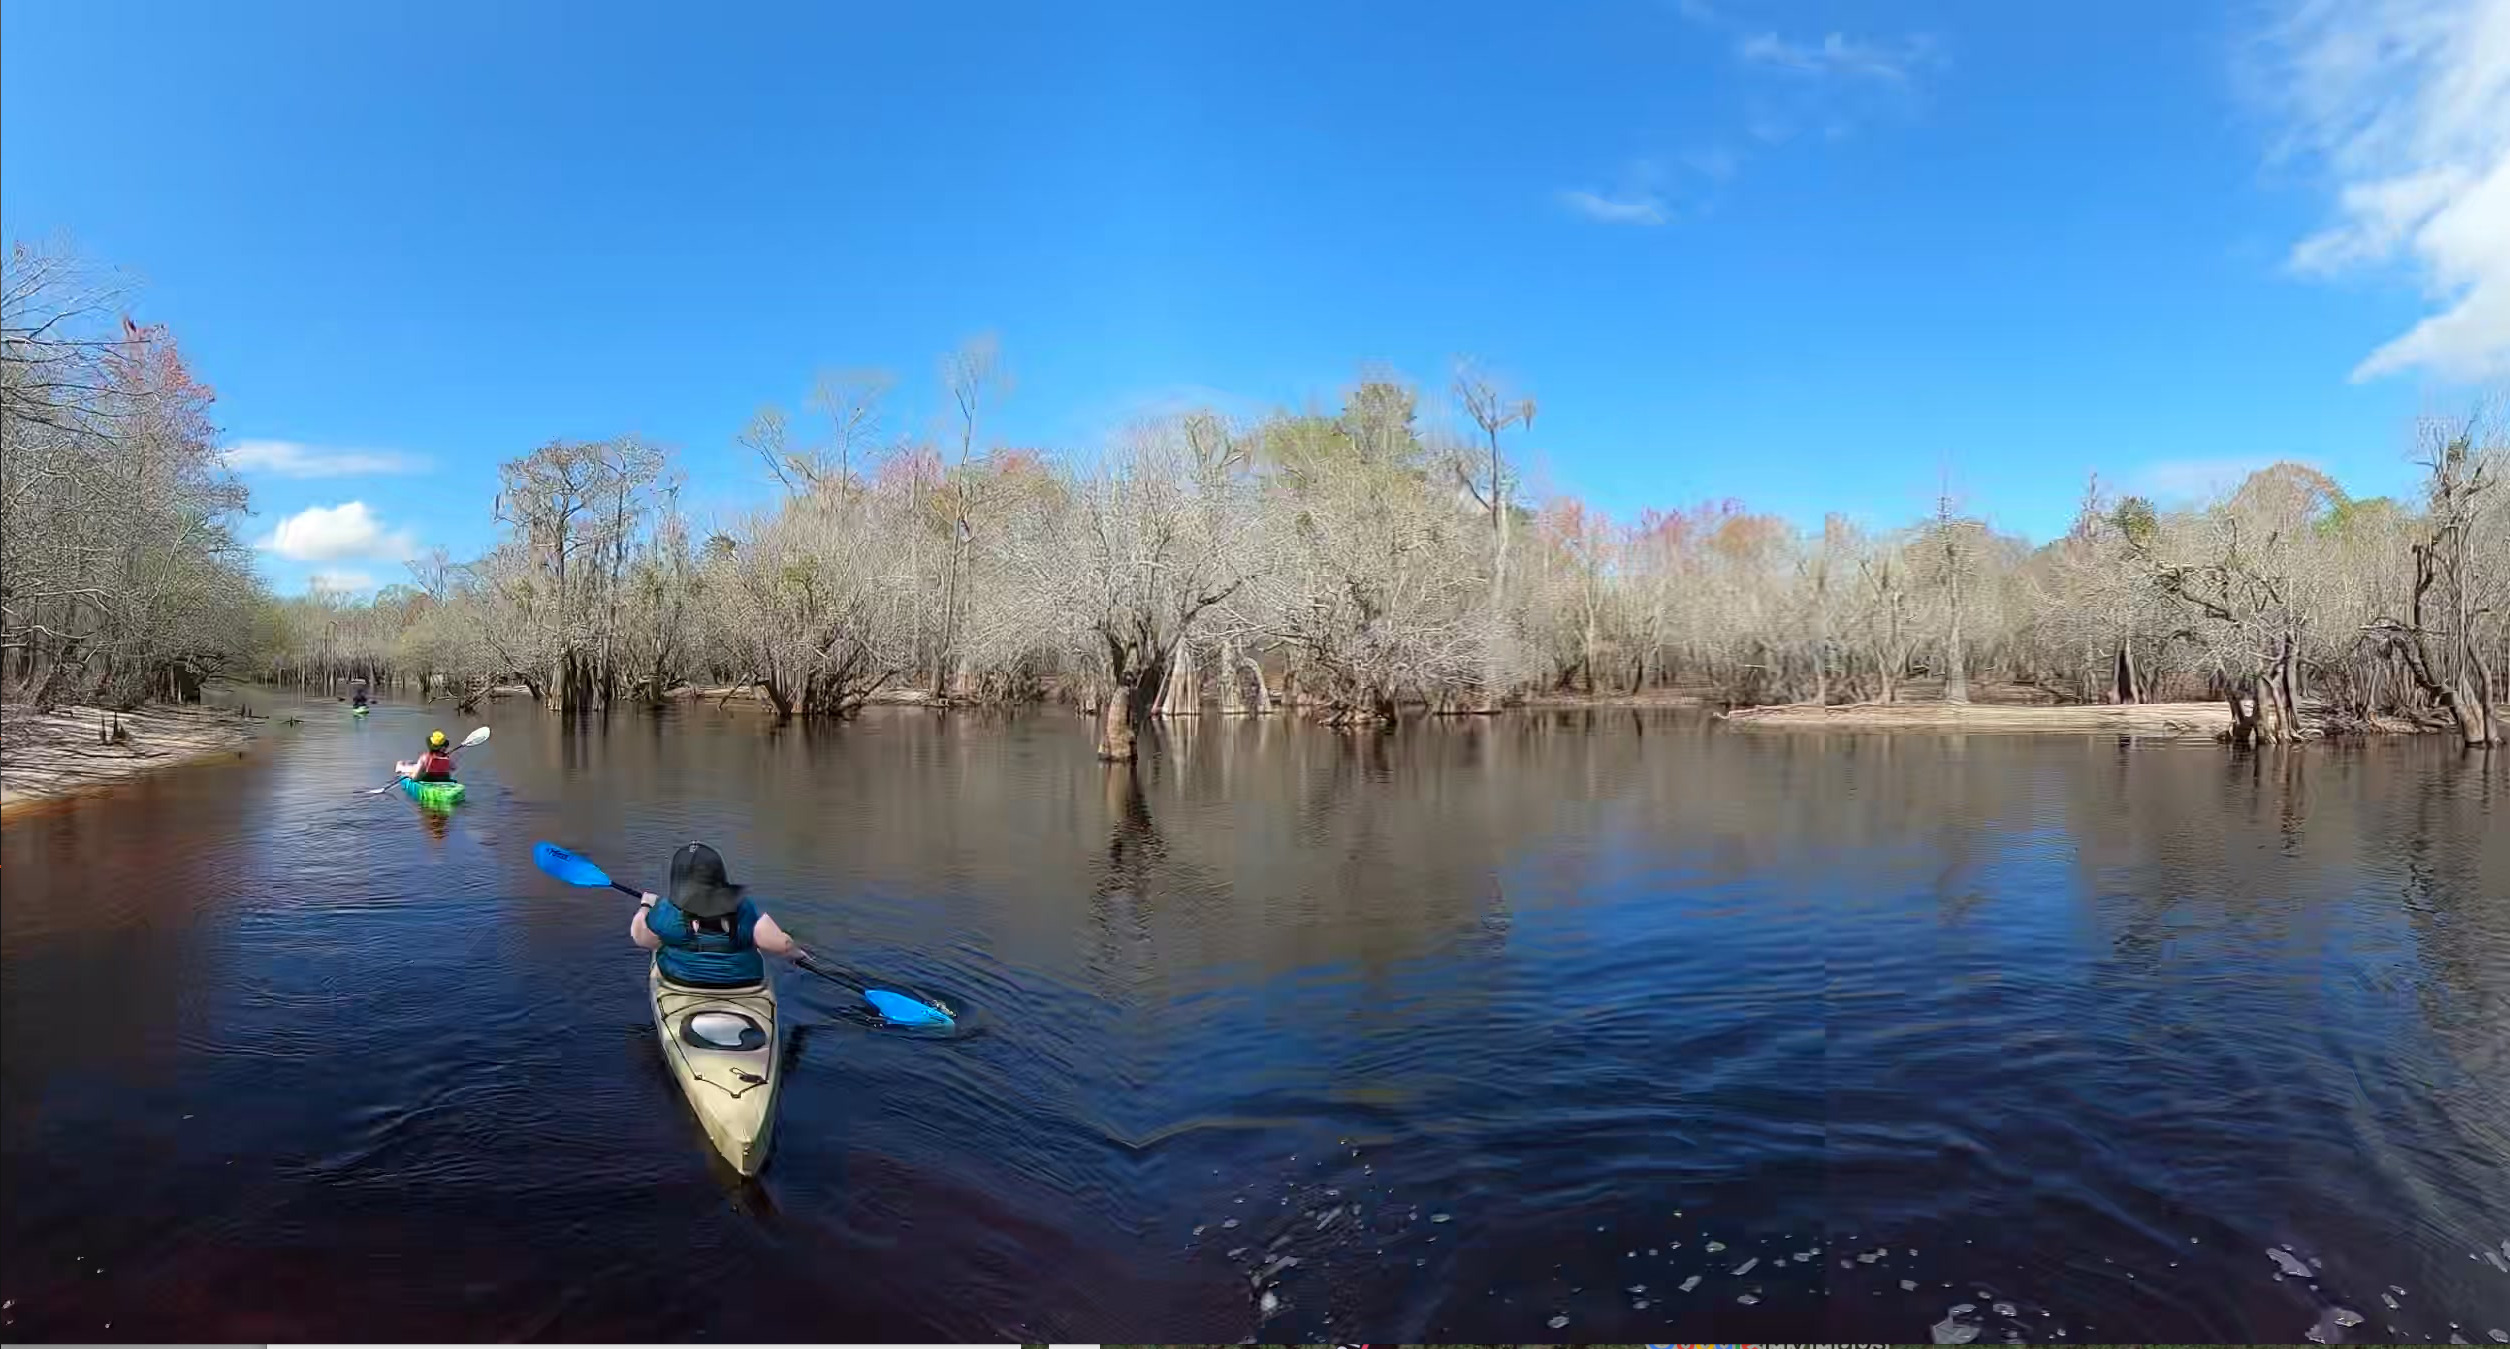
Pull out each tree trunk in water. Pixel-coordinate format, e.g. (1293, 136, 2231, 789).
(2273, 637, 2302, 740)
(2470, 639, 2503, 745)
(1159, 641, 1199, 717)
(1218, 640, 1245, 714)
(2252, 674, 2284, 743)
(1243, 653, 1273, 715)
(2446, 664, 2497, 746)
(1096, 692, 1138, 761)
(2112, 642, 2142, 704)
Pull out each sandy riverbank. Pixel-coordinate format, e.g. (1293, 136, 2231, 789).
(1719, 699, 2435, 739)
(0, 702, 261, 817)
(1723, 700, 2238, 738)
(1515, 688, 1715, 710)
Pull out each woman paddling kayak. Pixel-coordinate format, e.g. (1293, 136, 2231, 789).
(630, 842, 809, 986)
(408, 729, 458, 782)
(628, 842, 805, 1174)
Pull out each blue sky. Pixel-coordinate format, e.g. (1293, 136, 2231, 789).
(5, 0, 2502, 596)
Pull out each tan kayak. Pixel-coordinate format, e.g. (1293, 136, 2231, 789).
(648, 960, 781, 1176)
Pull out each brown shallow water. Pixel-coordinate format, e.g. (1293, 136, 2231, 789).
(3, 695, 2508, 1341)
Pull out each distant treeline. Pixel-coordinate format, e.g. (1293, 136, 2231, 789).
(7, 240, 2504, 751)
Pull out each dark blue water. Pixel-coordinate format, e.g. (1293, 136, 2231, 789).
(4, 698, 2507, 1342)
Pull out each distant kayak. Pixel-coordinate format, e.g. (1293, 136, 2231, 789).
(352, 705, 370, 717)
(393, 761, 464, 808)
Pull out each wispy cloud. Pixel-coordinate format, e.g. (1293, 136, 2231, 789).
(1562, 156, 1692, 227)
(257, 501, 420, 563)
(1737, 30, 1940, 82)
(2253, 0, 2510, 383)
(1646, 2, 1944, 194)
(1559, 187, 1671, 226)
(222, 439, 429, 478)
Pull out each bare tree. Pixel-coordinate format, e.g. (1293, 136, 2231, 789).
(809, 368, 894, 501)
(2369, 415, 2505, 745)
(1249, 395, 1492, 721)
(932, 333, 1008, 699)
(1450, 358, 1536, 708)
(1925, 478, 1977, 704)
(993, 414, 1247, 758)
(1858, 546, 1917, 704)
(2, 243, 262, 709)
(709, 489, 913, 719)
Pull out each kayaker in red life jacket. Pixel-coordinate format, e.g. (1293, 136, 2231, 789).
(631, 842, 808, 988)
(411, 729, 458, 782)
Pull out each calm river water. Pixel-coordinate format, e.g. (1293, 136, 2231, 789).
(3, 696, 2507, 1342)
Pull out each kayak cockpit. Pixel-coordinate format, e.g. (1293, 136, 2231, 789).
(681, 1009, 769, 1051)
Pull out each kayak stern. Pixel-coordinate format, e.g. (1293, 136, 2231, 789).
(649, 962, 781, 1176)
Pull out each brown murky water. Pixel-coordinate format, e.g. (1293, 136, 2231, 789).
(4, 696, 2507, 1341)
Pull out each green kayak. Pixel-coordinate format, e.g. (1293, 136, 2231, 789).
(393, 762, 465, 808)
(400, 777, 464, 807)
(352, 705, 370, 717)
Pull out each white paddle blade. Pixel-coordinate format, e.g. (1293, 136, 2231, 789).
(461, 726, 492, 747)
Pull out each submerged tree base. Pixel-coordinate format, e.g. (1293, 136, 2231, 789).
(1721, 699, 2436, 740)
(0, 702, 259, 816)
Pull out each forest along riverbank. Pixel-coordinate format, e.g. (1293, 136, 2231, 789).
(0, 701, 261, 816)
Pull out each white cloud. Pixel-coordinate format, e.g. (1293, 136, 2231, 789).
(258, 501, 420, 563)
(1559, 187, 1670, 226)
(307, 570, 378, 595)
(222, 439, 429, 478)
(1737, 30, 1939, 82)
(2258, 0, 2510, 382)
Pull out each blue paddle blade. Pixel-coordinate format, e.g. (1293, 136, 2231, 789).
(863, 988, 953, 1026)
(532, 841, 615, 889)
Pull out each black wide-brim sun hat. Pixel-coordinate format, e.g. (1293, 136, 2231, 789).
(669, 841, 746, 919)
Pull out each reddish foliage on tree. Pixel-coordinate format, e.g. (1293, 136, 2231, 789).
(107, 312, 219, 451)
(1709, 511, 1789, 563)
(1535, 494, 1593, 544)
(989, 446, 1052, 480)
(1632, 497, 1748, 553)
(875, 443, 947, 492)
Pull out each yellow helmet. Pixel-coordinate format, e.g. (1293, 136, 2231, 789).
(428, 729, 449, 750)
